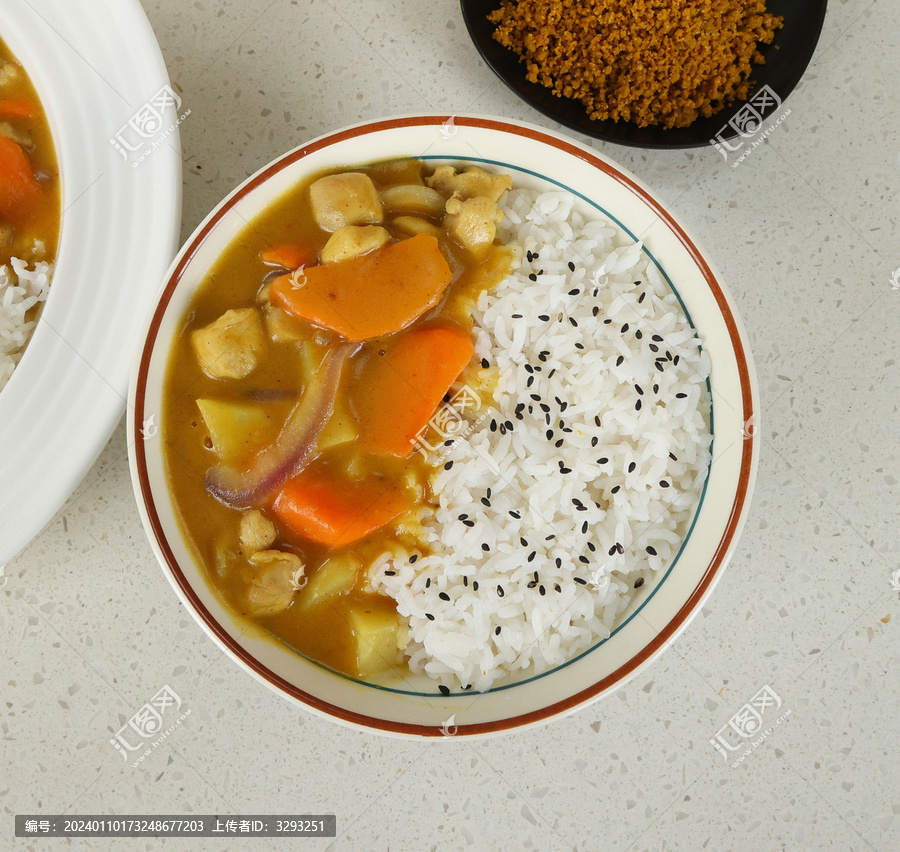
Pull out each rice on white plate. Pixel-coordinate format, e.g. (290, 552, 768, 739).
(0, 257, 52, 391)
(371, 185, 712, 693)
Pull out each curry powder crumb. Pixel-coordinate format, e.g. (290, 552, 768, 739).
(488, 0, 783, 128)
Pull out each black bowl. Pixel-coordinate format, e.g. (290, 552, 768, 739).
(460, 0, 827, 149)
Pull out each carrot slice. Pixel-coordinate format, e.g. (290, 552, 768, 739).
(355, 324, 474, 457)
(273, 468, 410, 548)
(0, 98, 35, 119)
(269, 233, 452, 341)
(0, 134, 40, 223)
(260, 244, 315, 270)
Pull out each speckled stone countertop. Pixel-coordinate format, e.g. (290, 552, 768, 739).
(4, 0, 898, 849)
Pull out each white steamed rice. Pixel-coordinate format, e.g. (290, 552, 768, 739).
(371, 187, 712, 692)
(0, 257, 52, 391)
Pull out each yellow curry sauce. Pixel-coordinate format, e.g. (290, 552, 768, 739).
(163, 158, 513, 679)
(0, 37, 60, 268)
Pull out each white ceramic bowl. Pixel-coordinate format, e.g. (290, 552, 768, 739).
(128, 115, 759, 738)
(0, 0, 181, 564)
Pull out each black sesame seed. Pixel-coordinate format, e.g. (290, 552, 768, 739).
(652, 334, 663, 342)
(482, 543, 490, 552)
(497, 585, 505, 597)
(410, 554, 419, 564)
(546, 429, 554, 440)
(439, 592, 450, 601)
(499, 424, 507, 435)
(649, 343, 659, 353)
(426, 577, 431, 588)
(598, 457, 609, 464)
(530, 393, 541, 402)
(568, 288, 579, 296)
(528, 273, 537, 282)
(555, 439, 564, 448)
(555, 558, 562, 569)
(635, 384, 643, 395)
(534, 571, 539, 581)
(481, 358, 489, 369)
(526, 250, 533, 262)
(673, 354, 680, 365)
(554, 584, 562, 593)
(512, 313, 522, 319)
(444, 460, 454, 471)
(669, 452, 678, 461)
(527, 580, 538, 589)
(540, 402, 550, 412)
(481, 497, 491, 507)
(495, 626, 502, 635)
(628, 461, 636, 473)
(384, 570, 396, 576)
(538, 352, 547, 362)
(426, 613, 435, 621)
(462, 520, 475, 527)
(515, 403, 525, 413)
(490, 419, 497, 432)
(464, 684, 472, 690)
(635, 399, 642, 411)
(660, 480, 670, 488)
(611, 485, 621, 494)
(539, 585, 546, 596)
(486, 488, 492, 498)
(548, 369, 556, 378)
(675, 392, 687, 399)
(634, 578, 645, 589)
(527, 551, 536, 563)
(603, 318, 612, 325)
(458, 513, 468, 520)
(574, 577, 587, 585)
(538, 314, 550, 322)
(592, 306, 600, 317)
(578, 555, 589, 565)
(653, 384, 659, 394)
(655, 362, 664, 372)
(591, 436, 599, 448)
(472, 581, 479, 590)
(646, 545, 657, 556)
(569, 317, 578, 327)
(509, 510, 521, 519)
(574, 343, 585, 350)
(594, 415, 602, 427)
(581, 520, 589, 534)
(638, 292, 646, 304)
(587, 542, 596, 552)
(463, 576, 468, 587)
(526, 375, 534, 388)
(616, 543, 624, 554)
(568, 261, 576, 272)
(635, 329, 643, 340)
(439, 684, 450, 695)
(621, 323, 629, 333)
(560, 466, 572, 474)
(616, 355, 625, 367)
(505, 420, 514, 431)
(608, 545, 617, 556)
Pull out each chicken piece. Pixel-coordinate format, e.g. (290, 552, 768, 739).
(0, 63, 18, 88)
(239, 509, 277, 554)
(309, 172, 383, 232)
(443, 196, 505, 261)
(245, 550, 305, 617)
(320, 225, 391, 264)
(426, 165, 512, 203)
(263, 303, 308, 343)
(0, 121, 31, 148)
(191, 307, 265, 380)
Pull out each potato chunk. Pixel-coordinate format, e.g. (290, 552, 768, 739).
(239, 510, 277, 553)
(245, 550, 304, 617)
(297, 552, 361, 611)
(309, 173, 383, 232)
(320, 225, 391, 264)
(426, 165, 512, 203)
(196, 398, 276, 464)
(348, 607, 404, 677)
(443, 196, 505, 261)
(191, 307, 265, 380)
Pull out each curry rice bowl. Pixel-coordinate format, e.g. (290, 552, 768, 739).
(372, 186, 712, 693)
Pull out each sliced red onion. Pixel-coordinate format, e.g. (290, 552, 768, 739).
(206, 341, 358, 508)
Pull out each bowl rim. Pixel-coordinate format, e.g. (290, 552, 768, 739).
(130, 113, 759, 737)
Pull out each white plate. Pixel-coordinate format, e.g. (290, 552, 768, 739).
(130, 115, 759, 737)
(0, 0, 182, 564)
